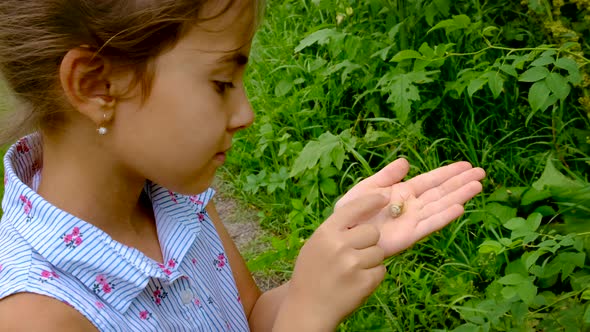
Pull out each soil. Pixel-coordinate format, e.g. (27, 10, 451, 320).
(212, 179, 285, 291)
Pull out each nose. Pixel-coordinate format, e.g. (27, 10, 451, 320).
(228, 86, 254, 133)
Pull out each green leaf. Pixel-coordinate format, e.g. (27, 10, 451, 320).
(419, 43, 435, 58)
(504, 213, 542, 234)
(371, 45, 393, 61)
(498, 273, 527, 285)
(485, 71, 504, 98)
(451, 323, 483, 332)
(478, 240, 504, 254)
(391, 49, 425, 62)
(467, 77, 487, 97)
(528, 80, 551, 113)
(504, 217, 526, 230)
(516, 280, 537, 305)
(275, 79, 293, 97)
(290, 132, 341, 177)
(584, 304, 590, 323)
(532, 158, 584, 191)
(523, 251, 542, 270)
(530, 56, 554, 67)
(378, 71, 437, 122)
(488, 186, 526, 203)
(427, 15, 471, 34)
(294, 28, 345, 53)
(526, 212, 542, 232)
(521, 187, 552, 205)
(545, 72, 571, 100)
(519, 66, 550, 82)
(499, 64, 518, 77)
(319, 177, 338, 195)
(555, 57, 582, 84)
(485, 202, 518, 223)
(501, 286, 518, 300)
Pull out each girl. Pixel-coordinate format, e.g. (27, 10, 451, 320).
(0, 0, 485, 331)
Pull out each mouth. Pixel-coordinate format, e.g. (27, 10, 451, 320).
(214, 147, 231, 163)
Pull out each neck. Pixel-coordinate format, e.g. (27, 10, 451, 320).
(37, 133, 149, 236)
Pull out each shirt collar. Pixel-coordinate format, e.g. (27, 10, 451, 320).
(2, 133, 215, 313)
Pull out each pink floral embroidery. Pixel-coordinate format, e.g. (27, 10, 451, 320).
(19, 195, 32, 216)
(214, 253, 227, 271)
(192, 258, 198, 265)
(92, 274, 115, 295)
(151, 286, 168, 306)
(139, 310, 152, 320)
(194, 298, 203, 308)
(16, 138, 30, 154)
(61, 226, 83, 249)
(95, 301, 105, 309)
(189, 195, 204, 205)
(168, 190, 178, 204)
(39, 269, 58, 283)
(197, 213, 205, 222)
(158, 259, 176, 276)
(102, 283, 112, 293)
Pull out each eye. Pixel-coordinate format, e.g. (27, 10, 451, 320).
(213, 81, 235, 94)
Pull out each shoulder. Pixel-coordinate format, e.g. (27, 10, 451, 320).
(0, 220, 33, 294)
(0, 292, 98, 331)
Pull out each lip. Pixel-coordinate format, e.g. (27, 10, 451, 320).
(214, 147, 231, 163)
(214, 153, 226, 163)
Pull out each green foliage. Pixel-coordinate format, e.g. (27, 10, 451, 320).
(222, 0, 590, 329)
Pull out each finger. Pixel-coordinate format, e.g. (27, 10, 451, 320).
(405, 161, 474, 196)
(417, 168, 485, 205)
(358, 158, 410, 188)
(355, 246, 385, 269)
(357, 265, 386, 295)
(343, 224, 380, 249)
(418, 181, 483, 221)
(329, 194, 389, 230)
(415, 204, 465, 239)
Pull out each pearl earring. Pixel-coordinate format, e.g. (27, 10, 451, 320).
(97, 110, 109, 136)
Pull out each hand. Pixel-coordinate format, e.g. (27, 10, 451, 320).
(335, 159, 485, 257)
(280, 195, 388, 331)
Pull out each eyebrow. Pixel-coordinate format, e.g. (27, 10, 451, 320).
(216, 52, 249, 66)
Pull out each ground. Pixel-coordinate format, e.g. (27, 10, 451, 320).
(212, 179, 284, 291)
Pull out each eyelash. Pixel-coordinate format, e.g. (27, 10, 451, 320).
(213, 81, 235, 94)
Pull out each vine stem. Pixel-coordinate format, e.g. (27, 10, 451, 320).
(440, 35, 590, 65)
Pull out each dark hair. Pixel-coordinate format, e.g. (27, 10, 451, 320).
(0, 0, 260, 145)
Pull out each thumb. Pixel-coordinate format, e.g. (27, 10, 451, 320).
(328, 194, 389, 230)
(362, 158, 410, 188)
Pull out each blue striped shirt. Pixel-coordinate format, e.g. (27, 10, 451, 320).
(0, 134, 250, 331)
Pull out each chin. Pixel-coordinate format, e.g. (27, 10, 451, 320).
(171, 177, 214, 196)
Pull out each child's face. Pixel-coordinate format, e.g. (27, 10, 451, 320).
(110, 1, 255, 194)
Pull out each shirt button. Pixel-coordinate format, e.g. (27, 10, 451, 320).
(180, 289, 193, 305)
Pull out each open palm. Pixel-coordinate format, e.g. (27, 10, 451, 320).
(335, 159, 485, 257)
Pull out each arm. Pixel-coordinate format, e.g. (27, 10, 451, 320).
(208, 196, 387, 332)
(0, 293, 98, 331)
(208, 160, 485, 331)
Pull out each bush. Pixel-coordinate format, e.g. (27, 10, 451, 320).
(223, 0, 590, 330)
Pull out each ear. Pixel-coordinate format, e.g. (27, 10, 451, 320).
(59, 47, 116, 126)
